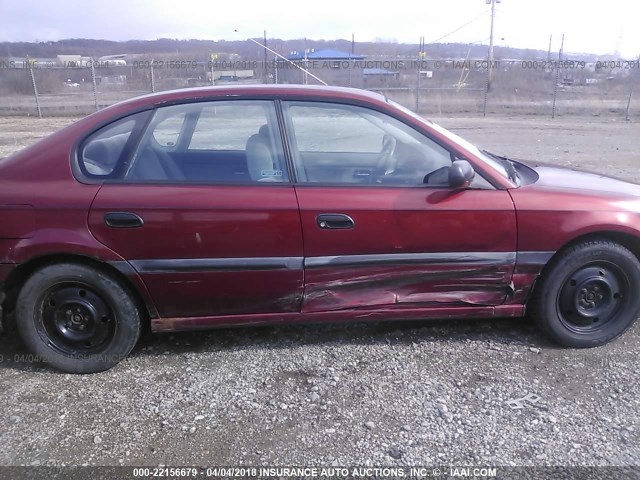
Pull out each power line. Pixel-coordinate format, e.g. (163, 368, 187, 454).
(465, 37, 492, 45)
(428, 11, 489, 44)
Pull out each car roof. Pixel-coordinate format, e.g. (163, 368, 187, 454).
(113, 84, 389, 109)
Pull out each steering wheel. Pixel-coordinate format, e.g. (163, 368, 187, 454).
(375, 135, 397, 178)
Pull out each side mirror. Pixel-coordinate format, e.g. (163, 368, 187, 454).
(448, 160, 475, 189)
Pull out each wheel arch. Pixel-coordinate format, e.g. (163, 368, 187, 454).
(548, 230, 640, 269)
(526, 230, 640, 308)
(2, 254, 157, 326)
(527, 230, 640, 346)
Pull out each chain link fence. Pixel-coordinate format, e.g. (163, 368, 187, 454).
(0, 57, 637, 119)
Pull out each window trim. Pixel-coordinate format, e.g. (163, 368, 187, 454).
(73, 99, 295, 187)
(73, 110, 153, 183)
(126, 99, 290, 183)
(72, 95, 498, 190)
(278, 99, 495, 190)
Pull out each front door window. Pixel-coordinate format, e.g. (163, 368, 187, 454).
(283, 101, 453, 186)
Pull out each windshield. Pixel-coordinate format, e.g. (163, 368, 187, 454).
(387, 99, 513, 182)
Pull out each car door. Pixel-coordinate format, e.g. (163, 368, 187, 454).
(86, 100, 304, 318)
(281, 100, 517, 312)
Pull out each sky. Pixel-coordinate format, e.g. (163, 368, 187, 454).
(0, 0, 638, 58)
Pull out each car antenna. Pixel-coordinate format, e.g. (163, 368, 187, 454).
(237, 30, 329, 86)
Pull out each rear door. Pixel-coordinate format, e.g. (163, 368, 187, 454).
(282, 101, 517, 312)
(85, 100, 304, 318)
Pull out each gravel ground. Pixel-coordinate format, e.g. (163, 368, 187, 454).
(1, 115, 639, 468)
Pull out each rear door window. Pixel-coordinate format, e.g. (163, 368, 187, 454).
(125, 101, 287, 183)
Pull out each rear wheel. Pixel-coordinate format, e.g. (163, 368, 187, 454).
(16, 263, 141, 373)
(530, 241, 640, 347)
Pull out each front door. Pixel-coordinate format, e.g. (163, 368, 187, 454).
(85, 100, 303, 318)
(281, 101, 517, 312)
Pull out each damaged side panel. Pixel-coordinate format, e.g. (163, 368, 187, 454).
(302, 254, 516, 312)
(294, 186, 519, 313)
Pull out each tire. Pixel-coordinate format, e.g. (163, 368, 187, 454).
(16, 263, 141, 373)
(530, 241, 640, 347)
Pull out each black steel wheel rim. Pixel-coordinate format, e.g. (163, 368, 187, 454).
(556, 261, 629, 334)
(36, 282, 116, 355)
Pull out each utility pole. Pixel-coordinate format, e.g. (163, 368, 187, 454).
(417, 36, 425, 112)
(303, 38, 308, 85)
(626, 82, 634, 121)
(625, 54, 639, 121)
(150, 59, 156, 93)
(348, 33, 354, 87)
(263, 30, 268, 84)
(552, 34, 564, 119)
(29, 62, 42, 118)
(274, 55, 278, 84)
(486, 0, 499, 91)
(90, 59, 99, 111)
(483, 0, 500, 114)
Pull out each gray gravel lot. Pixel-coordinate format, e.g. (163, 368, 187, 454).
(1, 115, 639, 468)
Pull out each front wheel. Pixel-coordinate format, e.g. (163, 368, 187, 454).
(530, 241, 640, 347)
(16, 263, 141, 373)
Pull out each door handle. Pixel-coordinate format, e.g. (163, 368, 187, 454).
(104, 212, 144, 229)
(316, 214, 355, 230)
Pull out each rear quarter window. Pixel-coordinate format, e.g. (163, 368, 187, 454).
(79, 112, 149, 178)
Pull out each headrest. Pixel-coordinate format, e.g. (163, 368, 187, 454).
(258, 124, 270, 137)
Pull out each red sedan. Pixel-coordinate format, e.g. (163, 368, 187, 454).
(1, 85, 639, 373)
